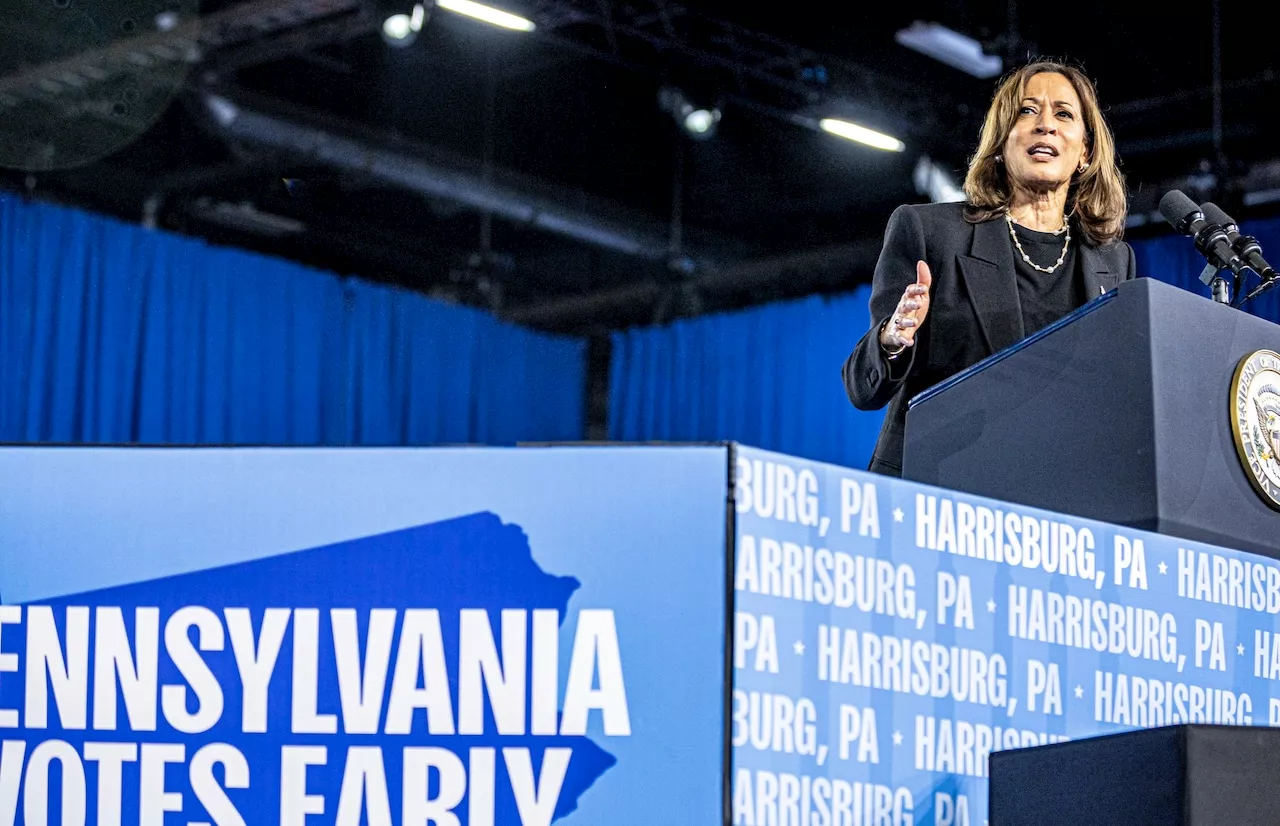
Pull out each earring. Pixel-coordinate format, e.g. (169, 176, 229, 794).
(1078, 160, 1089, 172)
(995, 154, 1003, 164)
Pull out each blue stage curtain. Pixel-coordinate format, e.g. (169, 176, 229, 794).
(0, 194, 585, 445)
(609, 289, 887, 469)
(609, 214, 1280, 470)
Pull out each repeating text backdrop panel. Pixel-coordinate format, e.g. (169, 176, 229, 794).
(731, 445, 1280, 826)
(0, 445, 729, 826)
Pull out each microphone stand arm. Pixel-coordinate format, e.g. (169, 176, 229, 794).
(1200, 263, 1233, 305)
(1243, 274, 1280, 305)
(1212, 273, 1231, 305)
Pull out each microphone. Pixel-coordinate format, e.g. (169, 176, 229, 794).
(1201, 203, 1277, 279)
(1199, 203, 1279, 304)
(1158, 190, 1245, 278)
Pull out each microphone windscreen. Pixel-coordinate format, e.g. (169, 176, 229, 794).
(1200, 202, 1236, 230)
(1159, 189, 1200, 232)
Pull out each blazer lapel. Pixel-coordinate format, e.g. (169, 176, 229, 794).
(1080, 243, 1118, 298)
(958, 217, 1023, 354)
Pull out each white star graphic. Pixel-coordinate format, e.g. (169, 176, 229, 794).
(986, 599, 997, 613)
(1238, 643, 1246, 656)
(1158, 561, 1168, 575)
(794, 641, 805, 655)
(892, 731, 903, 746)
(893, 508, 905, 523)
(1074, 685, 1084, 699)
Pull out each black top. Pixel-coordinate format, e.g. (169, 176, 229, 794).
(1008, 220, 1084, 336)
(842, 202, 1139, 477)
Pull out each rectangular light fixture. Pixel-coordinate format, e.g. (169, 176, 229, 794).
(436, 0, 536, 31)
(895, 21, 1002, 79)
(819, 118, 906, 152)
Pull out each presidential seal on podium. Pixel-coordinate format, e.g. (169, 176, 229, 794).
(1231, 349, 1280, 510)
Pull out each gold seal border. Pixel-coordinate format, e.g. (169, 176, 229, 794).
(1230, 349, 1280, 511)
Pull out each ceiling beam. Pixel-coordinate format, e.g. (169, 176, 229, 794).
(0, 0, 363, 103)
(197, 89, 712, 266)
(205, 5, 378, 73)
(528, 0, 956, 138)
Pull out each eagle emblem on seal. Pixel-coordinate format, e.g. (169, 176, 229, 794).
(1253, 395, 1280, 462)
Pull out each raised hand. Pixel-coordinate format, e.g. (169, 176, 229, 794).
(879, 260, 933, 354)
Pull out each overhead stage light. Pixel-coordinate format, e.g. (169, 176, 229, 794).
(435, 0, 536, 32)
(895, 21, 1002, 79)
(819, 118, 905, 152)
(382, 3, 426, 47)
(681, 106, 720, 138)
(659, 87, 721, 140)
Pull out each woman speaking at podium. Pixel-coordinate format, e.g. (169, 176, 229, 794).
(843, 60, 1137, 477)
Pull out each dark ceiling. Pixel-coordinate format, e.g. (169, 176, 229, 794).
(3, 0, 1279, 332)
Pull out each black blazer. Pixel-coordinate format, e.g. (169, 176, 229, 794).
(842, 201, 1138, 476)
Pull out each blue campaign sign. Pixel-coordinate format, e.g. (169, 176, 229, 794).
(0, 446, 730, 826)
(731, 445, 1280, 826)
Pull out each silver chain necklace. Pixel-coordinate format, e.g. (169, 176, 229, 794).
(1005, 213, 1071, 274)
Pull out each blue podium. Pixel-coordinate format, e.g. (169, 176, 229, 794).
(990, 725, 1280, 825)
(903, 277, 1280, 559)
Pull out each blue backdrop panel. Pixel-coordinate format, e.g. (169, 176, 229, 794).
(732, 444, 1280, 826)
(0, 195, 586, 447)
(609, 290, 886, 470)
(0, 445, 728, 825)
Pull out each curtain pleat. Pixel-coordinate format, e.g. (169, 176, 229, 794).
(0, 195, 586, 446)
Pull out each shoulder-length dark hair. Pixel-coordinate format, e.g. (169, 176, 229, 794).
(963, 60, 1127, 245)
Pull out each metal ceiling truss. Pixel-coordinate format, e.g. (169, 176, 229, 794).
(0, 0, 365, 105)
(528, 0, 954, 137)
(206, 5, 379, 73)
(0, 0, 370, 170)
